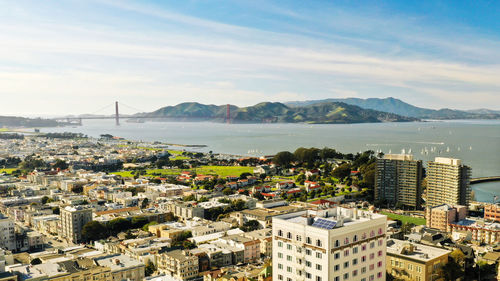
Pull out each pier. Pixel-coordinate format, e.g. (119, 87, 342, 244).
(470, 176, 500, 184)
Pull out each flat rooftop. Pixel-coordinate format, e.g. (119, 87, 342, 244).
(386, 239, 450, 262)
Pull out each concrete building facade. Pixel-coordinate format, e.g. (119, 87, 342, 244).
(426, 157, 471, 207)
(272, 207, 387, 281)
(425, 204, 467, 232)
(374, 154, 423, 209)
(60, 206, 93, 244)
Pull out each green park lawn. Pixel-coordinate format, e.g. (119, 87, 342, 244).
(0, 168, 17, 174)
(380, 211, 426, 225)
(112, 165, 254, 178)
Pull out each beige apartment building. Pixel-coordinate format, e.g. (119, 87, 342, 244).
(426, 204, 467, 232)
(157, 250, 199, 280)
(60, 206, 93, 244)
(426, 157, 471, 207)
(94, 254, 145, 281)
(386, 239, 450, 281)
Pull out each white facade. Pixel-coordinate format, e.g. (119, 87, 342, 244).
(60, 206, 93, 244)
(273, 207, 387, 281)
(0, 218, 15, 251)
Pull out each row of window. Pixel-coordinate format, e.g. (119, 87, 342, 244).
(277, 228, 384, 248)
(277, 272, 384, 281)
(278, 239, 384, 257)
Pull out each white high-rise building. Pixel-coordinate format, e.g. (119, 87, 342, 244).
(0, 217, 15, 251)
(60, 206, 93, 244)
(272, 207, 387, 281)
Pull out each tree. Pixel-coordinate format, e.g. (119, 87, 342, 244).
(142, 221, 158, 232)
(273, 151, 295, 168)
(239, 172, 252, 180)
(240, 220, 260, 232)
(145, 261, 156, 277)
(82, 221, 108, 241)
(253, 192, 265, 200)
(400, 222, 415, 235)
(141, 198, 149, 209)
(31, 258, 42, 265)
(332, 163, 351, 179)
(41, 196, 50, 204)
(222, 187, 234, 195)
(53, 159, 69, 170)
(131, 216, 149, 229)
(107, 218, 131, 235)
(52, 207, 60, 215)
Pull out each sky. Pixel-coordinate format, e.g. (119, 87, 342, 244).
(1, 0, 499, 116)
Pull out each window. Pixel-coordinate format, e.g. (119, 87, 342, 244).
(316, 264, 322, 270)
(353, 235, 358, 242)
(370, 242, 375, 249)
(370, 253, 374, 260)
(377, 272, 382, 278)
(316, 239, 322, 247)
(344, 237, 349, 245)
(278, 275, 283, 280)
(361, 267, 366, 273)
(287, 278, 292, 281)
(408, 264, 413, 271)
(316, 277, 322, 281)
(316, 252, 322, 258)
(334, 265, 340, 271)
(344, 261, 349, 268)
(362, 256, 366, 262)
(306, 249, 312, 255)
(362, 245, 366, 251)
(377, 250, 382, 257)
(378, 228, 383, 235)
(370, 230, 375, 237)
(287, 232, 292, 239)
(306, 272, 312, 279)
(377, 261, 382, 268)
(369, 275, 374, 281)
(335, 240, 340, 247)
(335, 277, 340, 281)
(286, 255, 292, 261)
(298, 270, 302, 276)
(278, 241, 283, 247)
(362, 232, 366, 239)
(306, 261, 312, 267)
(297, 235, 302, 241)
(334, 252, 340, 259)
(298, 259, 303, 265)
(343, 273, 349, 280)
(278, 253, 283, 258)
(344, 249, 349, 257)
(378, 239, 383, 246)
(369, 264, 374, 271)
(287, 266, 292, 273)
(297, 247, 302, 253)
(306, 237, 312, 244)
(278, 264, 283, 269)
(278, 230, 283, 236)
(353, 258, 358, 265)
(287, 244, 292, 250)
(353, 247, 358, 254)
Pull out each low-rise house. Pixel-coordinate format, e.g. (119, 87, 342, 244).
(94, 254, 145, 281)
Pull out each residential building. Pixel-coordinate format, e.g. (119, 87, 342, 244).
(374, 154, 423, 209)
(60, 206, 93, 244)
(485, 203, 500, 222)
(166, 202, 205, 220)
(386, 239, 450, 281)
(0, 216, 15, 251)
(95, 254, 145, 281)
(272, 207, 387, 281)
(157, 250, 199, 281)
(449, 218, 500, 244)
(425, 204, 467, 232)
(426, 157, 471, 207)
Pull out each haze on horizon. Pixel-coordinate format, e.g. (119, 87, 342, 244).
(1, 0, 500, 116)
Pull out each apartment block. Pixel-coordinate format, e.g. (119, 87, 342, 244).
(427, 157, 471, 207)
(60, 206, 93, 244)
(272, 207, 387, 281)
(485, 203, 500, 222)
(157, 250, 199, 281)
(375, 154, 423, 209)
(0, 216, 15, 251)
(386, 239, 450, 281)
(425, 204, 467, 232)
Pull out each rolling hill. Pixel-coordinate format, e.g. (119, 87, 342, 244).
(285, 97, 500, 119)
(138, 101, 417, 124)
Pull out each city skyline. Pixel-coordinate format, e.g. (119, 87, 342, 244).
(1, 0, 500, 115)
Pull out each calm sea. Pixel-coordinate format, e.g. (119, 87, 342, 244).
(41, 119, 500, 202)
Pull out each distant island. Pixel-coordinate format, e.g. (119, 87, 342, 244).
(0, 116, 65, 128)
(135, 101, 417, 124)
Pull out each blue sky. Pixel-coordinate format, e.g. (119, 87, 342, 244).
(1, 0, 499, 115)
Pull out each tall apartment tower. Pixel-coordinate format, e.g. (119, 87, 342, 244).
(273, 207, 387, 281)
(0, 216, 16, 251)
(427, 157, 471, 207)
(60, 206, 93, 244)
(374, 154, 423, 209)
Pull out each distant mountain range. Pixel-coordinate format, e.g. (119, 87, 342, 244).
(285, 97, 500, 119)
(136, 101, 417, 124)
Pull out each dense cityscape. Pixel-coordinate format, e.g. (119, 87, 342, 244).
(0, 132, 497, 281)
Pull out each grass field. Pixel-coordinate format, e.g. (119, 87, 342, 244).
(380, 211, 426, 225)
(112, 165, 254, 178)
(0, 168, 17, 174)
